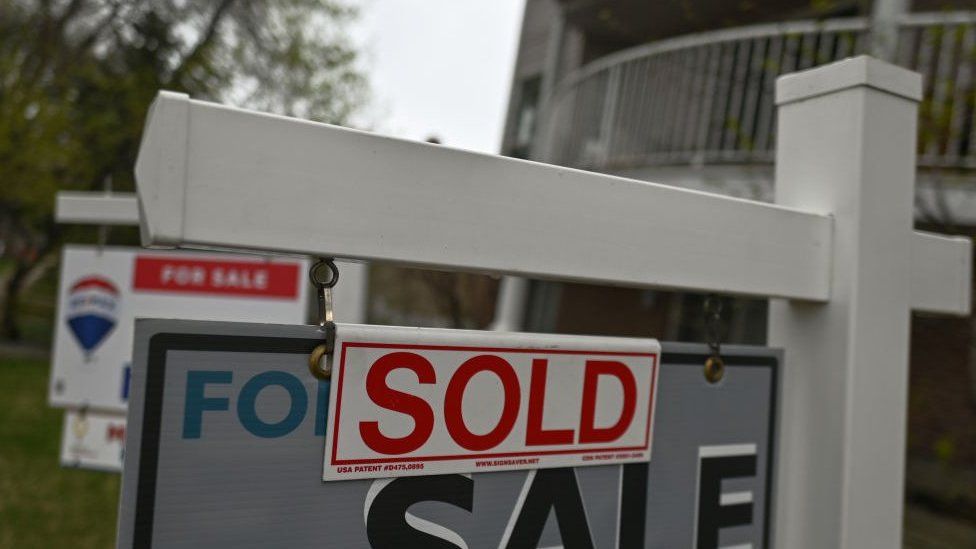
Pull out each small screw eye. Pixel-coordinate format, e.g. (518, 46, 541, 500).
(704, 356, 724, 384)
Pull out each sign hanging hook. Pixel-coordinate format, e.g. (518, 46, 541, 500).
(703, 294, 726, 383)
(309, 257, 339, 326)
(308, 258, 339, 380)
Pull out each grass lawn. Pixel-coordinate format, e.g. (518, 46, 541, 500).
(0, 355, 120, 548)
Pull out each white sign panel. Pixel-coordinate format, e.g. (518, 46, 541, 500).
(49, 245, 308, 412)
(324, 324, 660, 480)
(60, 408, 126, 472)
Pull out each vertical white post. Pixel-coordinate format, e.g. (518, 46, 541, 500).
(869, 0, 910, 62)
(489, 276, 529, 331)
(769, 56, 921, 548)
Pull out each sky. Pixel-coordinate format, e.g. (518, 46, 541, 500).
(351, 1, 526, 154)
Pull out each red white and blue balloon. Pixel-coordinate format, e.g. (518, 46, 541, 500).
(66, 276, 120, 353)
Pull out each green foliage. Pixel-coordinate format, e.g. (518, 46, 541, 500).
(0, 0, 366, 338)
(0, 0, 365, 224)
(934, 435, 957, 465)
(0, 355, 120, 548)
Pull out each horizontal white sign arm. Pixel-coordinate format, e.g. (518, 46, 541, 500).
(135, 91, 972, 315)
(56, 192, 139, 225)
(58, 191, 971, 316)
(135, 92, 833, 302)
(911, 231, 972, 315)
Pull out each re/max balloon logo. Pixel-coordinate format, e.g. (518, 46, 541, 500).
(66, 276, 120, 354)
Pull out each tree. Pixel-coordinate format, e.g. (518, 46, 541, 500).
(0, 0, 366, 339)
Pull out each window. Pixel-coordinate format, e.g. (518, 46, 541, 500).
(511, 76, 542, 159)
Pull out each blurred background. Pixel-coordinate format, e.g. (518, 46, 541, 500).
(1, 0, 975, 547)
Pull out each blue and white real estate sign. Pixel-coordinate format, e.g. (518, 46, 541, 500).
(49, 245, 309, 413)
(118, 319, 779, 549)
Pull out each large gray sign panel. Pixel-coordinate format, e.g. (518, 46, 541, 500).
(118, 320, 779, 548)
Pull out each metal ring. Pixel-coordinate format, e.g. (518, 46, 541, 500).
(309, 259, 339, 289)
(704, 355, 724, 384)
(308, 344, 332, 380)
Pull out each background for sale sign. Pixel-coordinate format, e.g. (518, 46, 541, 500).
(60, 408, 127, 472)
(49, 245, 309, 412)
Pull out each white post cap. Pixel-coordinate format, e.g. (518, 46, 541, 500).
(776, 55, 922, 105)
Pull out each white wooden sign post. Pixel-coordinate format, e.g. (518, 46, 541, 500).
(133, 56, 971, 548)
(767, 58, 960, 547)
(55, 191, 141, 225)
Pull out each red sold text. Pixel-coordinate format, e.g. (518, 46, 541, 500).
(360, 353, 640, 453)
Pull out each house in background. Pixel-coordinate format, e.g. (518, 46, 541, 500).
(497, 0, 976, 524)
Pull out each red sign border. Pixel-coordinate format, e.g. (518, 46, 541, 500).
(329, 341, 659, 466)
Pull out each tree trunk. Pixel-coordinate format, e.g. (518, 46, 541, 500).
(1, 261, 29, 341)
(0, 216, 60, 342)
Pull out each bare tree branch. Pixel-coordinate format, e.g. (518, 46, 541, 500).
(74, 1, 123, 55)
(168, 0, 237, 87)
(54, 0, 88, 31)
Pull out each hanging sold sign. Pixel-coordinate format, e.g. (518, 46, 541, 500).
(323, 324, 660, 480)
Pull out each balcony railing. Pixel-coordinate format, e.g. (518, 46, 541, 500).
(538, 12, 976, 171)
